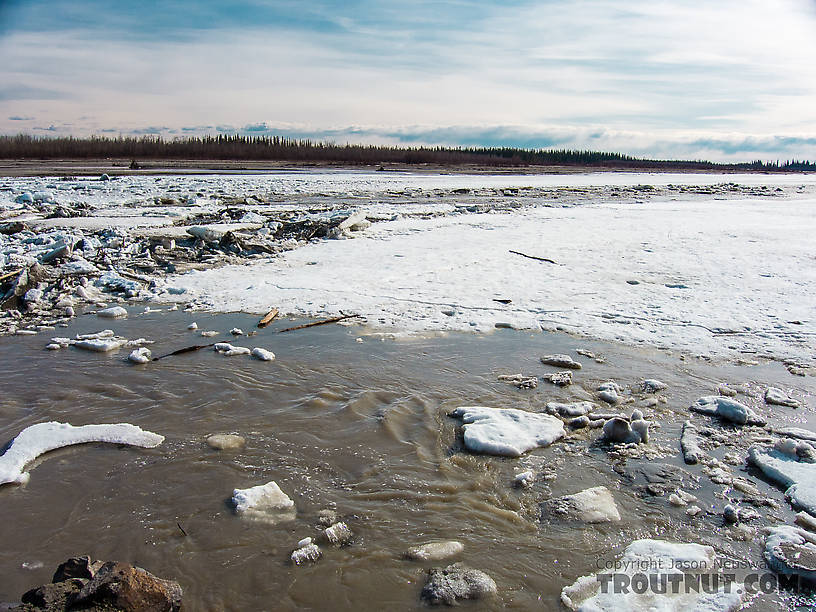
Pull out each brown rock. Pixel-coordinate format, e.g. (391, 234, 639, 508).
(73, 562, 182, 612)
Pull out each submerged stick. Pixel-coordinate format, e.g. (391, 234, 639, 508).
(509, 250, 558, 265)
(257, 307, 279, 328)
(177, 522, 188, 537)
(0, 268, 22, 283)
(278, 314, 361, 333)
(152, 342, 217, 361)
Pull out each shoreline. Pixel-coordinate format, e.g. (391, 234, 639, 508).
(1, 158, 812, 178)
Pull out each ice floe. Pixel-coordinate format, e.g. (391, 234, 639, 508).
(231, 481, 296, 523)
(763, 526, 816, 582)
(213, 343, 251, 357)
(96, 306, 128, 319)
(561, 539, 744, 611)
(250, 347, 275, 361)
(127, 347, 151, 364)
(0, 421, 164, 485)
(73, 337, 128, 352)
(543, 486, 621, 523)
(448, 406, 565, 457)
(690, 396, 766, 426)
(764, 387, 800, 408)
(405, 541, 464, 562)
(748, 445, 816, 514)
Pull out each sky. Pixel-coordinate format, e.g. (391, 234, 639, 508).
(1, 0, 816, 162)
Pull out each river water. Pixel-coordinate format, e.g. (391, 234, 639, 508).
(0, 308, 814, 610)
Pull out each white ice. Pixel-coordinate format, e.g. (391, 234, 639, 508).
(763, 526, 816, 582)
(748, 446, 816, 515)
(251, 347, 275, 361)
(449, 406, 565, 457)
(97, 306, 128, 319)
(232, 481, 296, 524)
(0, 421, 164, 485)
(690, 396, 764, 425)
(561, 539, 743, 611)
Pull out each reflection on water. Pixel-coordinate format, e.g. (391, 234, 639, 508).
(0, 308, 814, 610)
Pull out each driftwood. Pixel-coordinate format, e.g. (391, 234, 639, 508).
(0, 268, 22, 283)
(509, 250, 558, 265)
(152, 342, 217, 361)
(278, 314, 361, 333)
(257, 307, 279, 328)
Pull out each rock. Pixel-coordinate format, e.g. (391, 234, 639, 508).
(404, 541, 464, 562)
(291, 543, 321, 565)
(250, 347, 275, 361)
(540, 354, 581, 369)
(72, 561, 182, 611)
(231, 481, 295, 524)
(127, 347, 151, 364)
(723, 504, 739, 524)
(541, 371, 572, 386)
(23, 288, 43, 304)
(420, 563, 497, 605)
(323, 522, 352, 546)
(448, 406, 565, 457)
(764, 526, 816, 582)
(545, 401, 594, 417)
(206, 434, 245, 450)
(543, 486, 621, 523)
(680, 420, 705, 464)
(718, 385, 738, 397)
(642, 379, 667, 393)
(560, 539, 743, 611)
(765, 387, 800, 408)
(690, 395, 766, 426)
(20, 558, 181, 612)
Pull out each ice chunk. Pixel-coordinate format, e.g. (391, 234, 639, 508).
(206, 434, 245, 450)
(0, 421, 164, 486)
(291, 543, 321, 565)
(405, 541, 464, 562)
(561, 539, 743, 611)
(73, 337, 128, 352)
(642, 379, 667, 393)
(748, 446, 816, 515)
(97, 306, 128, 319)
(187, 322, 198, 330)
(231, 481, 295, 524)
(323, 521, 353, 546)
(690, 396, 765, 425)
(95, 271, 141, 294)
(602, 417, 643, 444)
(251, 347, 275, 361)
(127, 347, 151, 364)
(540, 354, 582, 369)
(213, 343, 250, 356)
(230, 327, 244, 336)
(448, 406, 565, 457)
(765, 387, 800, 408)
(543, 486, 621, 523)
(681, 420, 705, 464)
(764, 526, 816, 582)
(546, 402, 595, 417)
(598, 381, 621, 404)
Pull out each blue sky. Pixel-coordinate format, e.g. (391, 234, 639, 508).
(2, 0, 816, 161)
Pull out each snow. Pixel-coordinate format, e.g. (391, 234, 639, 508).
(448, 406, 565, 457)
(214, 343, 251, 356)
(561, 539, 743, 612)
(156, 186, 816, 362)
(764, 387, 800, 408)
(232, 481, 296, 523)
(748, 446, 816, 515)
(690, 396, 765, 426)
(0, 421, 164, 485)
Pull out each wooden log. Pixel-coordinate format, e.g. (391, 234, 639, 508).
(257, 307, 279, 328)
(509, 249, 557, 265)
(278, 314, 360, 333)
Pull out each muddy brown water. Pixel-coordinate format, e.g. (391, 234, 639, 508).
(0, 308, 814, 610)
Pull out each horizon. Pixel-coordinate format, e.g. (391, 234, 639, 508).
(2, 1, 816, 163)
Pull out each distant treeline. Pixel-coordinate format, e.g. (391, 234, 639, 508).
(0, 134, 813, 171)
